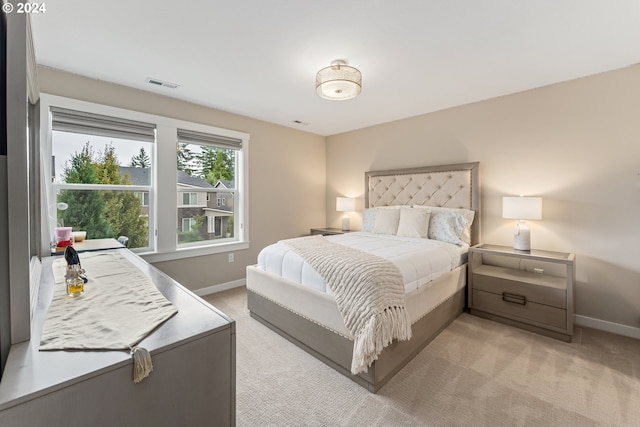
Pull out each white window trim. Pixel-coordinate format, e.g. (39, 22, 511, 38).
(40, 94, 250, 263)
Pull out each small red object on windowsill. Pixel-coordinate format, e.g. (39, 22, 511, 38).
(56, 239, 74, 248)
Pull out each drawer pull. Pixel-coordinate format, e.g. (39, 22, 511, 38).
(502, 292, 526, 305)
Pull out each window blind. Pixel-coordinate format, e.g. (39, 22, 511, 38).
(50, 107, 156, 143)
(177, 128, 242, 150)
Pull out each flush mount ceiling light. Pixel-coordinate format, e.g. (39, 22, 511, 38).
(315, 60, 362, 100)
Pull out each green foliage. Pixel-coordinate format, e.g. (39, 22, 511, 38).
(177, 214, 205, 243)
(58, 143, 111, 238)
(203, 148, 234, 186)
(130, 147, 151, 168)
(226, 216, 234, 237)
(94, 144, 122, 184)
(177, 143, 195, 175)
(59, 142, 147, 248)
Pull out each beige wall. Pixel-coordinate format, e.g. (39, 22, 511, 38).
(38, 66, 326, 291)
(39, 64, 640, 331)
(326, 65, 640, 330)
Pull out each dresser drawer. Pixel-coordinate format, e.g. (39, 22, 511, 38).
(472, 267, 566, 309)
(472, 289, 566, 330)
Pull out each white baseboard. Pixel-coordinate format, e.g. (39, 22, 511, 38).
(575, 315, 640, 340)
(194, 278, 246, 297)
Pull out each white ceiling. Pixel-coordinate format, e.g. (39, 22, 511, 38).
(30, 1, 640, 136)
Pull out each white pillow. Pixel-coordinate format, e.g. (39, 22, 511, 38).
(396, 208, 431, 238)
(372, 208, 401, 235)
(413, 206, 475, 245)
(362, 206, 405, 233)
(362, 208, 376, 233)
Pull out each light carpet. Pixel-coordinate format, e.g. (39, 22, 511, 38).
(205, 286, 640, 427)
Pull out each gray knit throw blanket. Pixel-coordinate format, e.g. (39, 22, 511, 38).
(282, 235, 412, 374)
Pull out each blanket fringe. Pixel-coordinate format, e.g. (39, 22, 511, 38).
(131, 346, 153, 383)
(351, 306, 412, 374)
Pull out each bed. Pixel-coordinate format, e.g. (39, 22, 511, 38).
(246, 162, 480, 392)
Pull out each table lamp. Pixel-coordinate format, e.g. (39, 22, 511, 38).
(502, 196, 542, 251)
(336, 197, 356, 231)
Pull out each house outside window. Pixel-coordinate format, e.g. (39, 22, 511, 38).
(135, 191, 150, 207)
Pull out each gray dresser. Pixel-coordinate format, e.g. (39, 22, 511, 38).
(468, 244, 575, 342)
(0, 249, 235, 426)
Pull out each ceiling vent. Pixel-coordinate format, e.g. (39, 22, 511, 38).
(145, 77, 179, 89)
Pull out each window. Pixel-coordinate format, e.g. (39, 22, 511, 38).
(182, 218, 196, 232)
(41, 94, 250, 263)
(50, 107, 155, 251)
(176, 129, 242, 247)
(136, 191, 149, 207)
(182, 192, 197, 206)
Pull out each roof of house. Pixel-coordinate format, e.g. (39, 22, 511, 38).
(177, 170, 214, 189)
(215, 180, 235, 189)
(119, 166, 150, 186)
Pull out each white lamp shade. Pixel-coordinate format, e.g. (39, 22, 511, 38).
(336, 197, 356, 212)
(316, 61, 362, 100)
(502, 197, 542, 220)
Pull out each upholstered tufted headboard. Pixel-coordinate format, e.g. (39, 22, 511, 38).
(365, 162, 480, 245)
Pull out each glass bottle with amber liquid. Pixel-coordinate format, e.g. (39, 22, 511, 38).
(66, 264, 85, 297)
(64, 246, 85, 297)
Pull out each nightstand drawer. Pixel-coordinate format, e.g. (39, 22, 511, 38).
(472, 267, 566, 309)
(472, 289, 567, 330)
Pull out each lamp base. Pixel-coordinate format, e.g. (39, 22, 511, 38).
(341, 214, 350, 231)
(513, 221, 531, 251)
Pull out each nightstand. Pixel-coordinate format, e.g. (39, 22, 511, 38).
(310, 227, 350, 236)
(468, 244, 575, 342)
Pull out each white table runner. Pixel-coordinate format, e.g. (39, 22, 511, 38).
(40, 251, 178, 381)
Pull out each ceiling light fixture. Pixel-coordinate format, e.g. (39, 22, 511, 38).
(315, 60, 362, 100)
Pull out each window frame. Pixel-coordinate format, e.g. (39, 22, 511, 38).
(40, 94, 250, 263)
(49, 115, 156, 253)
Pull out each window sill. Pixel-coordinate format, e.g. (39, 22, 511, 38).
(139, 241, 249, 263)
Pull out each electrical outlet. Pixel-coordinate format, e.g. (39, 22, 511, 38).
(228, 253, 234, 263)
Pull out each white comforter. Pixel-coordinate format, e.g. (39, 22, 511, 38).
(257, 232, 468, 295)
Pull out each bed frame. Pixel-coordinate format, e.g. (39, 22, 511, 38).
(247, 162, 480, 393)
